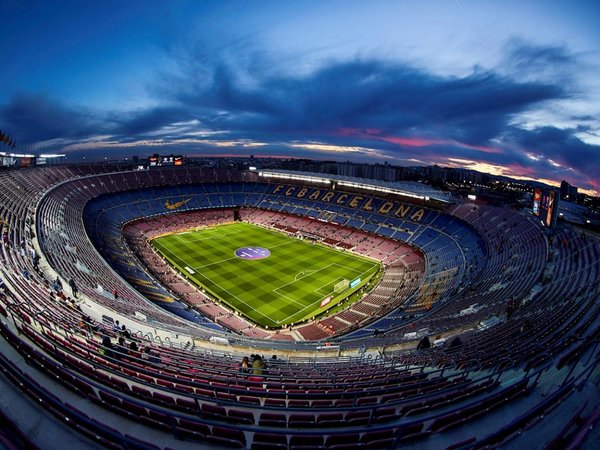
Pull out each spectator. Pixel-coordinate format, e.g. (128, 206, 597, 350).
(506, 298, 518, 320)
(79, 318, 90, 334)
(69, 278, 78, 298)
(83, 315, 98, 333)
(120, 325, 131, 339)
(417, 336, 431, 350)
(99, 336, 114, 359)
(129, 341, 139, 357)
(240, 356, 251, 374)
(252, 355, 266, 376)
(143, 347, 161, 364)
(114, 336, 127, 359)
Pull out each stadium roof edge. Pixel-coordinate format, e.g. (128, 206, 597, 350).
(257, 169, 452, 203)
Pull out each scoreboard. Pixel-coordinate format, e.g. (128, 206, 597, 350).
(148, 154, 184, 167)
(533, 188, 559, 228)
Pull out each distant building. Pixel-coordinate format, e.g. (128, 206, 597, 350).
(337, 162, 361, 178)
(560, 180, 578, 201)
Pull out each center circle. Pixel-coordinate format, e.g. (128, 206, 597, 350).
(235, 247, 271, 260)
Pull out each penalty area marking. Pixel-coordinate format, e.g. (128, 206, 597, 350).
(294, 269, 316, 281)
(277, 263, 380, 324)
(271, 263, 366, 324)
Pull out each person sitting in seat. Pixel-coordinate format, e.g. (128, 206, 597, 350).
(252, 355, 266, 376)
(417, 335, 431, 350)
(240, 356, 251, 374)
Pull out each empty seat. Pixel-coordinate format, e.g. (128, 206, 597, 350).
(228, 408, 254, 425)
(345, 410, 370, 426)
(208, 426, 246, 448)
(289, 413, 316, 427)
(316, 412, 344, 427)
(175, 418, 210, 441)
(201, 403, 227, 421)
(252, 432, 287, 449)
(325, 433, 361, 449)
(259, 412, 287, 427)
(373, 406, 397, 423)
(290, 434, 325, 449)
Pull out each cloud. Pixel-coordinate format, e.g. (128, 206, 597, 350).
(163, 56, 563, 146)
(0, 93, 103, 142)
(505, 125, 600, 185)
(113, 106, 192, 136)
(0, 38, 598, 193)
(503, 39, 576, 81)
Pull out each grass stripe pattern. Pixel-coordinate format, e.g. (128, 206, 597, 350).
(151, 222, 380, 328)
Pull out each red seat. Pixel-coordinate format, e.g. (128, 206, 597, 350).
(259, 412, 287, 427)
(201, 403, 226, 420)
(228, 408, 254, 425)
(289, 413, 316, 427)
(317, 412, 344, 427)
(209, 426, 246, 448)
(175, 418, 209, 441)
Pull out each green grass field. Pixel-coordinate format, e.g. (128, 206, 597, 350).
(150, 222, 381, 328)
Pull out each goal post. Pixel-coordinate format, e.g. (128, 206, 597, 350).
(334, 278, 349, 293)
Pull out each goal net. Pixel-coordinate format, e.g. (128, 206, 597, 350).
(334, 279, 349, 293)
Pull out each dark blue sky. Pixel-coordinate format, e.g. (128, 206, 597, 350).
(0, 0, 599, 193)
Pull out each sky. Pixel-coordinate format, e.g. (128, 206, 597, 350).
(0, 0, 599, 194)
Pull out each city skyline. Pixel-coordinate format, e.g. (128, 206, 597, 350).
(0, 0, 599, 194)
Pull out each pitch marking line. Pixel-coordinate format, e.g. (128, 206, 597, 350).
(173, 228, 243, 245)
(190, 240, 296, 270)
(315, 277, 346, 296)
(152, 241, 194, 270)
(273, 291, 309, 310)
(191, 271, 277, 324)
(279, 264, 380, 324)
(275, 262, 363, 293)
(270, 263, 366, 324)
(273, 263, 336, 292)
(155, 223, 381, 327)
(295, 269, 317, 280)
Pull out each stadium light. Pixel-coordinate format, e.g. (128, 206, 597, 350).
(8, 153, 35, 158)
(337, 180, 426, 200)
(258, 171, 331, 184)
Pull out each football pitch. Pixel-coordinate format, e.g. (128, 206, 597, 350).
(150, 222, 381, 328)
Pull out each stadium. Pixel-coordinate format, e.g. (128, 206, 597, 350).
(0, 162, 599, 450)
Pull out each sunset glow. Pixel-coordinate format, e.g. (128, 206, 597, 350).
(0, 1, 597, 194)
